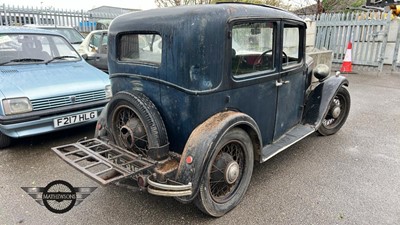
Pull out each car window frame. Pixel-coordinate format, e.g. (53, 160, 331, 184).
(116, 32, 162, 67)
(280, 20, 305, 71)
(228, 19, 279, 81)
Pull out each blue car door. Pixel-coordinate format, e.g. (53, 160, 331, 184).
(273, 21, 307, 140)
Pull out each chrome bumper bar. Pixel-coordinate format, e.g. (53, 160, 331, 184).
(147, 175, 192, 197)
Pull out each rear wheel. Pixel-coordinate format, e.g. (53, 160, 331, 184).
(107, 91, 168, 160)
(195, 128, 254, 217)
(318, 86, 351, 136)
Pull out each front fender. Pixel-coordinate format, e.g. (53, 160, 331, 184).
(174, 111, 261, 203)
(303, 75, 349, 128)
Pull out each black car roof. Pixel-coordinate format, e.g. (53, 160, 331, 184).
(109, 3, 304, 33)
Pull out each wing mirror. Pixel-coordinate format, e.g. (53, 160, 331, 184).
(81, 53, 88, 60)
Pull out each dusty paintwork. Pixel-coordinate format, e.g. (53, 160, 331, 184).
(52, 2, 350, 217)
(175, 111, 261, 203)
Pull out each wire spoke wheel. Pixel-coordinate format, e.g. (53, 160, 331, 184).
(208, 141, 245, 203)
(195, 128, 254, 217)
(323, 96, 343, 127)
(106, 92, 169, 160)
(318, 86, 351, 136)
(112, 105, 149, 155)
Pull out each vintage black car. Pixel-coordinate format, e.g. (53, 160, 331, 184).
(52, 3, 350, 217)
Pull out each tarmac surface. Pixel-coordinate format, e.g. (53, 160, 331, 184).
(0, 71, 399, 225)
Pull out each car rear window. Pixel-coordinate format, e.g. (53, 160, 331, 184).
(43, 28, 84, 44)
(118, 33, 162, 65)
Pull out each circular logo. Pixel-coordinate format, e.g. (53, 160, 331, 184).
(42, 180, 76, 214)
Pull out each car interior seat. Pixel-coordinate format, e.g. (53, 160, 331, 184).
(22, 39, 51, 61)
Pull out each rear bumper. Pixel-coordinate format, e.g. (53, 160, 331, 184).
(147, 175, 192, 197)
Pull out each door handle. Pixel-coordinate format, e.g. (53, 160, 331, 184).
(276, 80, 290, 87)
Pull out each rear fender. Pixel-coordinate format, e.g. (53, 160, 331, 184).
(174, 111, 261, 203)
(303, 75, 349, 128)
(94, 102, 110, 139)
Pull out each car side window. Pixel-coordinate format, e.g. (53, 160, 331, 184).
(98, 33, 108, 54)
(282, 24, 302, 67)
(89, 33, 101, 52)
(118, 33, 162, 65)
(231, 22, 275, 77)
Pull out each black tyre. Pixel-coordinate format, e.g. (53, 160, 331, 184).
(0, 132, 11, 149)
(318, 86, 351, 136)
(195, 128, 254, 217)
(107, 91, 168, 160)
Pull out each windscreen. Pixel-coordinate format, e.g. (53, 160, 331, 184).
(0, 33, 80, 65)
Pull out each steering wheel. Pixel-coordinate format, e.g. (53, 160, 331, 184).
(253, 49, 273, 70)
(282, 51, 288, 65)
(253, 50, 288, 70)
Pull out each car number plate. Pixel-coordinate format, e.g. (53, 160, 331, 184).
(54, 111, 98, 128)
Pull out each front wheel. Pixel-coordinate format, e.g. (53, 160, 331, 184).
(318, 86, 351, 136)
(195, 128, 254, 217)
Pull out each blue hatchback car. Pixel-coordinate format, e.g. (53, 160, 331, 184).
(0, 27, 111, 148)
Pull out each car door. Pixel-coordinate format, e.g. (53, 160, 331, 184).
(273, 21, 307, 140)
(229, 20, 280, 146)
(87, 32, 108, 71)
(95, 32, 108, 72)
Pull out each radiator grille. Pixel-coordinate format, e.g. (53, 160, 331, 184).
(31, 90, 106, 111)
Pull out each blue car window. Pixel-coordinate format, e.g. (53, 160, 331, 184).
(0, 34, 80, 65)
(90, 33, 101, 49)
(49, 28, 84, 44)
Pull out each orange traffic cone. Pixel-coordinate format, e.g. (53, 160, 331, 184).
(340, 42, 352, 73)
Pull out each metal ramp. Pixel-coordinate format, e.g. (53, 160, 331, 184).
(52, 138, 156, 185)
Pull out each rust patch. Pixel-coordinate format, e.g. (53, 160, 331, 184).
(157, 158, 179, 173)
(188, 111, 239, 146)
(176, 111, 242, 181)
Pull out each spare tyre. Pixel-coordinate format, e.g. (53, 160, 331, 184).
(107, 91, 169, 160)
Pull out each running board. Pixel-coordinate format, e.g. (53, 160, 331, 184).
(52, 138, 156, 185)
(261, 124, 315, 162)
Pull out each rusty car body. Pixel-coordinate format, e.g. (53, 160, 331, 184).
(52, 3, 350, 217)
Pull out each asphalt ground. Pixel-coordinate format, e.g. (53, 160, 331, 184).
(0, 72, 399, 225)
